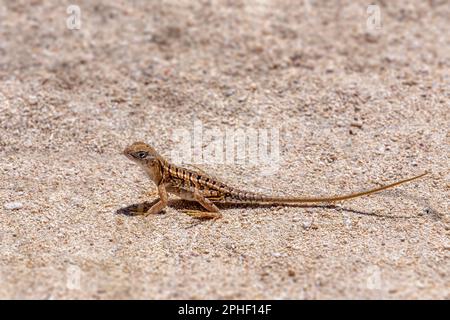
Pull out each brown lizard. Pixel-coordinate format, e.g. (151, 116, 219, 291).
(123, 141, 427, 219)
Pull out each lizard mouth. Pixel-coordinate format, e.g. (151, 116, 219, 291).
(123, 148, 133, 159)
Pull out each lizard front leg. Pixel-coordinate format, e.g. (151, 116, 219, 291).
(144, 182, 169, 217)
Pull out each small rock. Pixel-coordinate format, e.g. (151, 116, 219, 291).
(224, 89, 235, 97)
(237, 95, 247, 103)
(350, 122, 363, 129)
(415, 281, 425, 289)
(302, 220, 312, 229)
(272, 252, 282, 258)
(28, 95, 38, 105)
(343, 216, 352, 228)
(4, 201, 23, 210)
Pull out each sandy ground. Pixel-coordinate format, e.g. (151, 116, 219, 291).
(0, 0, 449, 299)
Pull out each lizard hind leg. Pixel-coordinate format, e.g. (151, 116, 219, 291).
(183, 191, 222, 220)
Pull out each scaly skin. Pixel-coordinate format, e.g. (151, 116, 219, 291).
(123, 141, 427, 219)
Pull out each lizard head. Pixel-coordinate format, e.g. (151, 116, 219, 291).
(124, 141, 166, 184)
(123, 141, 161, 165)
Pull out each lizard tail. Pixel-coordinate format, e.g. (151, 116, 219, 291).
(255, 172, 428, 204)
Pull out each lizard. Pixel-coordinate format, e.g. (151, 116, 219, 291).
(123, 141, 428, 219)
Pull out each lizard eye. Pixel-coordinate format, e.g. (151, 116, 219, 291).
(136, 151, 148, 159)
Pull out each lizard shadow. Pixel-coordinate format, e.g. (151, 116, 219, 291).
(115, 198, 416, 219)
(215, 202, 405, 218)
(116, 199, 161, 216)
(371, 189, 441, 220)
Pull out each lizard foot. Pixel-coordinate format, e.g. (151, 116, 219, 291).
(182, 210, 221, 220)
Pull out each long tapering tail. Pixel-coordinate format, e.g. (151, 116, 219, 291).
(253, 172, 428, 204)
